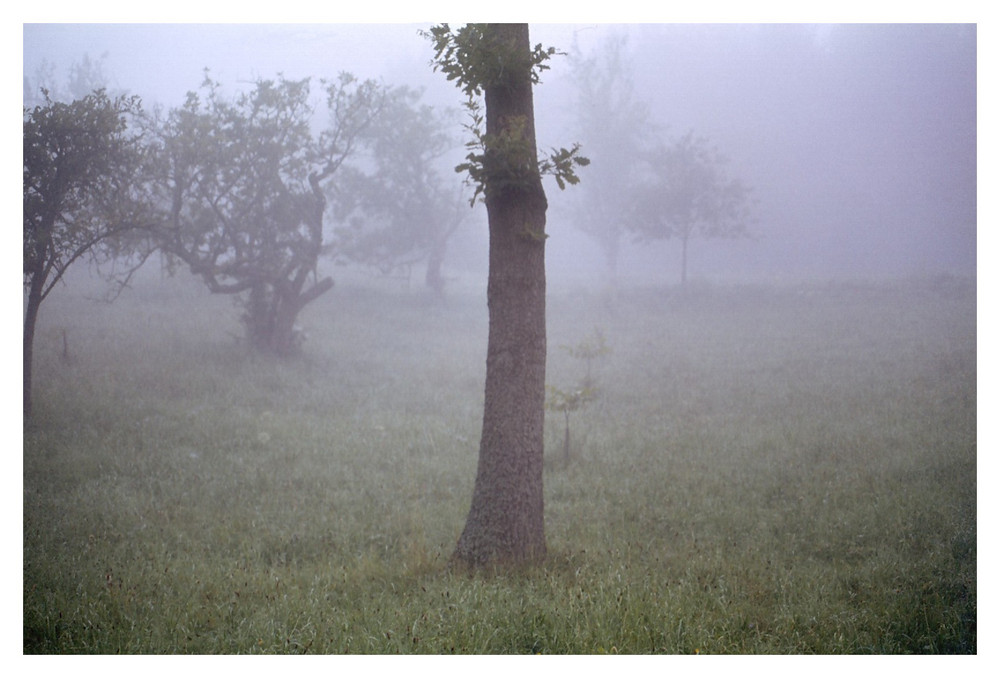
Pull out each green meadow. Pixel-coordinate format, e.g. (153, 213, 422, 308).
(23, 271, 976, 653)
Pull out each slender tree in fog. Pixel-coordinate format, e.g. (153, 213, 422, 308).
(566, 33, 654, 291)
(630, 131, 755, 286)
(425, 23, 587, 567)
(23, 90, 147, 418)
(145, 73, 384, 355)
(333, 86, 469, 296)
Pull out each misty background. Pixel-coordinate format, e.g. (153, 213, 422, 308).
(20, 18, 985, 654)
(22, 22, 976, 289)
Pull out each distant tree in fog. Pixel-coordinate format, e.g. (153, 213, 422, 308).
(23, 90, 149, 418)
(332, 86, 469, 296)
(23, 52, 119, 107)
(630, 131, 755, 286)
(144, 73, 384, 355)
(565, 33, 655, 290)
(23, 62, 56, 109)
(425, 23, 587, 568)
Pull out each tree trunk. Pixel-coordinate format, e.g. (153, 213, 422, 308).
(270, 287, 302, 356)
(243, 275, 333, 356)
(23, 274, 45, 420)
(453, 23, 549, 568)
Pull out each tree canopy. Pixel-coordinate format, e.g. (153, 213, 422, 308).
(333, 86, 469, 294)
(23, 89, 148, 417)
(631, 131, 756, 286)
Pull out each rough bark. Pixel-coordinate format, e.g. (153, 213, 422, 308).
(453, 24, 549, 567)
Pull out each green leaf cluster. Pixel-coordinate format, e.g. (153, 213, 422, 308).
(423, 24, 589, 207)
(421, 23, 559, 96)
(540, 144, 590, 190)
(453, 95, 588, 207)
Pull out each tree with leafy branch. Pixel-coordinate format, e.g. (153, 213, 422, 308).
(145, 73, 385, 355)
(630, 131, 756, 287)
(424, 23, 588, 568)
(23, 89, 150, 418)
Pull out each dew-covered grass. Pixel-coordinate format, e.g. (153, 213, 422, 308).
(23, 271, 975, 653)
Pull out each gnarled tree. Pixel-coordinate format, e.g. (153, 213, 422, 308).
(146, 73, 384, 355)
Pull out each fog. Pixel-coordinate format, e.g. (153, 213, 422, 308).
(24, 22, 976, 285)
(21, 22, 980, 649)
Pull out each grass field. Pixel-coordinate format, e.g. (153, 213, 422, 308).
(23, 270, 976, 653)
